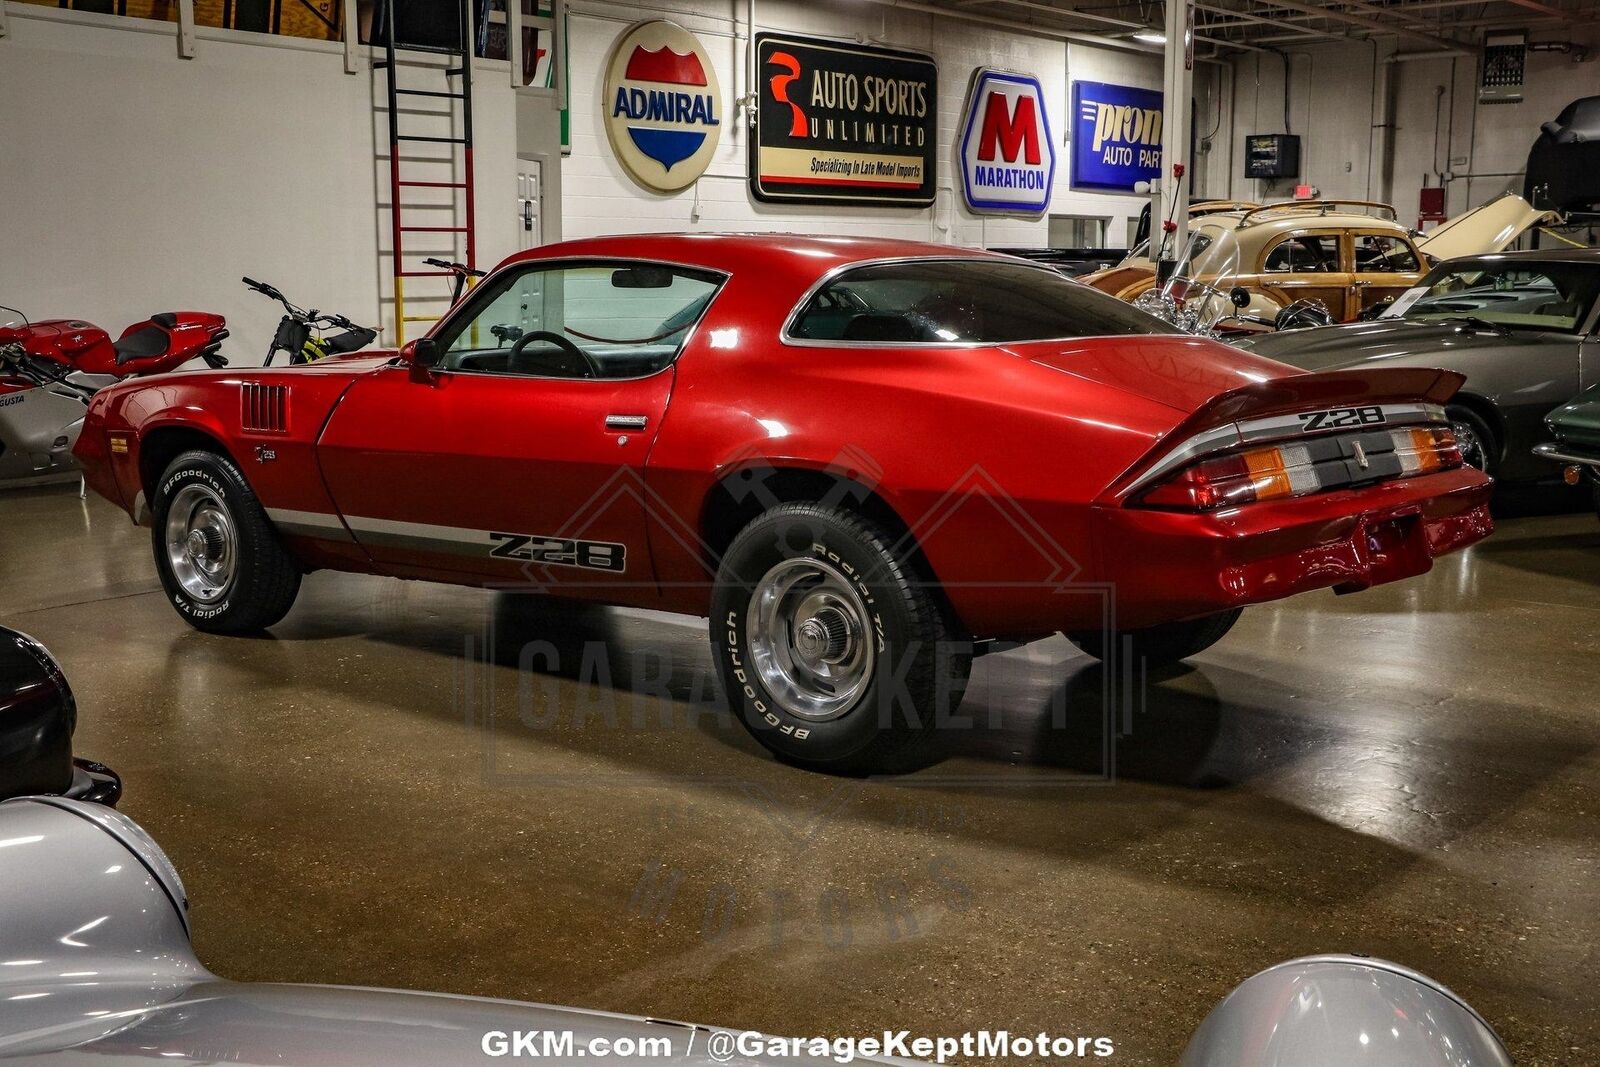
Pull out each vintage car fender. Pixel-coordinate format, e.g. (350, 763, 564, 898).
(1180, 954, 1512, 1067)
(0, 799, 920, 1066)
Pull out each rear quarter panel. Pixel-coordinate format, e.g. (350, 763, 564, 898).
(646, 278, 1201, 636)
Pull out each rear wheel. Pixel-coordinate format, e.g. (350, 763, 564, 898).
(1447, 405, 1497, 478)
(1069, 608, 1242, 668)
(151, 450, 301, 633)
(711, 503, 970, 775)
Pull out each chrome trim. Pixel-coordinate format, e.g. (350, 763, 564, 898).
(1125, 401, 1449, 496)
(1533, 442, 1600, 468)
(605, 414, 649, 431)
(778, 255, 1080, 349)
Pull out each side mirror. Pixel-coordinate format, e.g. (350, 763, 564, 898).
(404, 337, 442, 368)
(1230, 286, 1251, 309)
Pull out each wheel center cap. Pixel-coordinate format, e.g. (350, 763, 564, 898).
(795, 608, 853, 666)
(187, 527, 222, 561)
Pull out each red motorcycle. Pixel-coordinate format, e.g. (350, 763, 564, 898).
(0, 305, 228, 485)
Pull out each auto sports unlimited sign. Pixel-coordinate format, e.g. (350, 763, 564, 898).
(958, 68, 1056, 215)
(603, 20, 723, 192)
(751, 33, 937, 206)
(1069, 80, 1163, 193)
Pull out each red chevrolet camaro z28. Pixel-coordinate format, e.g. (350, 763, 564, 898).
(75, 235, 1492, 772)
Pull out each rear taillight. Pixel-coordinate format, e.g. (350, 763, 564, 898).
(1136, 426, 1462, 511)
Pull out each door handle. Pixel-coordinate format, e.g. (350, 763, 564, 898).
(605, 414, 649, 431)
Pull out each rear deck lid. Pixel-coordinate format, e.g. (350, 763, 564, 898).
(1416, 194, 1557, 261)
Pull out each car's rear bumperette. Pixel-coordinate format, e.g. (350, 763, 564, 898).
(1092, 465, 1492, 629)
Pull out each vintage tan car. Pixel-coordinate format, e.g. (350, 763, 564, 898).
(1084, 194, 1556, 324)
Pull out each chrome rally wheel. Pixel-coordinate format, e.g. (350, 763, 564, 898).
(151, 450, 301, 633)
(711, 502, 971, 775)
(746, 556, 875, 722)
(164, 484, 238, 603)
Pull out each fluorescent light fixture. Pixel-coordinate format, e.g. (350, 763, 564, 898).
(1133, 32, 1166, 44)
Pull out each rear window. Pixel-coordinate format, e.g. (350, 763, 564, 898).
(787, 259, 1177, 344)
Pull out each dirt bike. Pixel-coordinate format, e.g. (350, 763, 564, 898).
(243, 279, 378, 366)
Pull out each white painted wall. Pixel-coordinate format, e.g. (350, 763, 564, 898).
(1225, 30, 1600, 221)
(558, 0, 1227, 250)
(0, 3, 519, 361)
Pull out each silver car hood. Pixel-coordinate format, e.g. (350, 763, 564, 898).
(1237, 318, 1561, 372)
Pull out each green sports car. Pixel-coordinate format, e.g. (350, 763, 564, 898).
(1538, 385, 1600, 518)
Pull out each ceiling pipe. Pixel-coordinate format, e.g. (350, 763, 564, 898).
(855, 0, 1269, 53)
(1243, 0, 1471, 53)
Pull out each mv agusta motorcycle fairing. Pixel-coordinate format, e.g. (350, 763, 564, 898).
(0, 305, 227, 484)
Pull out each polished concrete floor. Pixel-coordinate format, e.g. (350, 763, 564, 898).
(3, 482, 1597, 1065)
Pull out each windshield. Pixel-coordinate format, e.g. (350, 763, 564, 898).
(788, 259, 1177, 344)
(1383, 261, 1600, 333)
(433, 261, 723, 379)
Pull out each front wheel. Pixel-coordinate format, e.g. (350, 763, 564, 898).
(1068, 608, 1242, 668)
(151, 450, 301, 633)
(711, 503, 970, 775)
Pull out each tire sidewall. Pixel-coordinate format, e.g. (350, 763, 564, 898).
(713, 512, 935, 766)
(151, 455, 244, 626)
(1447, 405, 1496, 477)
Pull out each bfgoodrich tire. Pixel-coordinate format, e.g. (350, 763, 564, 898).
(1069, 608, 1242, 668)
(711, 503, 970, 775)
(151, 450, 301, 633)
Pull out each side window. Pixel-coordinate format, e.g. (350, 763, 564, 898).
(1353, 233, 1420, 273)
(1263, 235, 1338, 273)
(432, 262, 722, 380)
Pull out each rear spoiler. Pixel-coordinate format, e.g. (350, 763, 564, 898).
(1105, 367, 1465, 502)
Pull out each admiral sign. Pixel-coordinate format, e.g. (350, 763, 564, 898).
(603, 20, 722, 193)
(1070, 80, 1163, 193)
(958, 68, 1056, 215)
(751, 32, 937, 207)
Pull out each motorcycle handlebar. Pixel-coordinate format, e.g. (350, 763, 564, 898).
(423, 258, 487, 278)
(242, 277, 286, 303)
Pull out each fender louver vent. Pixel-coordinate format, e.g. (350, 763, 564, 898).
(241, 383, 288, 433)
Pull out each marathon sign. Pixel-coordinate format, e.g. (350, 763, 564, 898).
(958, 68, 1056, 215)
(1069, 80, 1163, 193)
(750, 32, 937, 207)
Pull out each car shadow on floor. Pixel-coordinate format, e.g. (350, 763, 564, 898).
(1472, 528, 1600, 586)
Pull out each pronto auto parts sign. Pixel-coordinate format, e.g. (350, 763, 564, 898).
(603, 20, 723, 193)
(751, 32, 937, 207)
(1069, 80, 1163, 193)
(958, 68, 1056, 215)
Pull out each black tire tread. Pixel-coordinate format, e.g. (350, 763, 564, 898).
(153, 449, 301, 633)
(714, 502, 969, 775)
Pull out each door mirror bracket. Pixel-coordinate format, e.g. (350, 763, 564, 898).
(403, 337, 442, 382)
